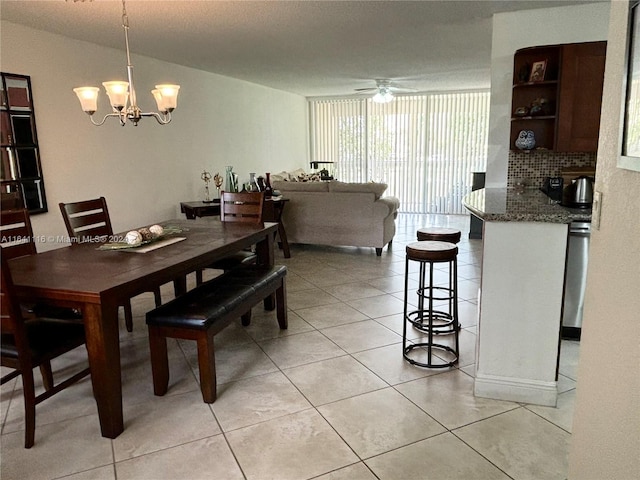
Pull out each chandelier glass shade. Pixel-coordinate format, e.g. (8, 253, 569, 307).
(73, 0, 180, 126)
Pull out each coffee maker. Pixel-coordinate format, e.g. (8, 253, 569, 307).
(540, 177, 563, 202)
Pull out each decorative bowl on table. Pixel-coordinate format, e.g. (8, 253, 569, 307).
(98, 225, 184, 250)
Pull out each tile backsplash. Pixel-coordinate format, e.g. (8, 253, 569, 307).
(507, 151, 596, 189)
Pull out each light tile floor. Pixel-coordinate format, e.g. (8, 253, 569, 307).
(0, 213, 580, 480)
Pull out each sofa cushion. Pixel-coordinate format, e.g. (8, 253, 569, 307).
(272, 180, 329, 192)
(329, 181, 388, 199)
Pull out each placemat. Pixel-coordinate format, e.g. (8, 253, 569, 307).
(124, 236, 186, 253)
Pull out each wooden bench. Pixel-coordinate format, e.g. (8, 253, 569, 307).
(146, 264, 287, 403)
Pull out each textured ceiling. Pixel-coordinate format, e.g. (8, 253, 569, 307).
(0, 0, 603, 97)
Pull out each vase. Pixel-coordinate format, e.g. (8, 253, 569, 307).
(248, 172, 259, 192)
(264, 172, 273, 198)
(225, 166, 237, 193)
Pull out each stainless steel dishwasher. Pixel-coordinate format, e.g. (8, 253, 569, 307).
(562, 221, 591, 339)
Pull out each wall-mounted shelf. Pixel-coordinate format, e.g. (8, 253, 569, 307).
(510, 42, 606, 153)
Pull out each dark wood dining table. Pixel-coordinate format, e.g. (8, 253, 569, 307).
(7, 218, 278, 439)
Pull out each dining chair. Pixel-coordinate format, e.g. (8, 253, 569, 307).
(195, 190, 265, 285)
(59, 197, 162, 332)
(1, 209, 82, 320)
(1, 251, 91, 448)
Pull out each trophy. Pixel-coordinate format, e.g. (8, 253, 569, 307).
(213, 172, 223, 199)
(201, 171, 213, 203)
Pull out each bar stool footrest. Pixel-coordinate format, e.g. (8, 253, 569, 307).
(406, 310, 458, 335)
(416, 285, 454, 302)
(404, 343, 458, 368)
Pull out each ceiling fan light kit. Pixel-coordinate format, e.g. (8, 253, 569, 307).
(72, 0, 180, 126)
(372, 86, 394, 103)
(356, 79, 417, 103)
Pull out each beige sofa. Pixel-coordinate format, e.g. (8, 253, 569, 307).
(272, 180, 400, 255)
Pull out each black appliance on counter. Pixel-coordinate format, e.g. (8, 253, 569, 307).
(540, 176, 563, 202)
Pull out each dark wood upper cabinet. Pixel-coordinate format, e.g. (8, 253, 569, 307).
(1, 72, 48, 213)
(510, 41, 607, 153)
(555, 42, 607, 152)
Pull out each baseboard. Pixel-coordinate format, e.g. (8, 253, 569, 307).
(474, 372, 558, 407)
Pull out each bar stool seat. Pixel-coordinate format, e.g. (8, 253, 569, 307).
(416, 227, 461, 244)
(403, 240, 459, 369)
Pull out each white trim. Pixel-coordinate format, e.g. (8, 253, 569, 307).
(474, 372, 558, 407)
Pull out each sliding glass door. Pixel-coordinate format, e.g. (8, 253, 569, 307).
(309, 91, 489, 214)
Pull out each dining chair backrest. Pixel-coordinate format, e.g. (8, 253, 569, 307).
(59, 197, 113, 244)
(1, 209, 37, 259)
(220, 191, 265, 224)
(1, 190, 24, 211)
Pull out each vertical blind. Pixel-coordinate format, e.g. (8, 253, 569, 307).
(309, 91, 490, 214)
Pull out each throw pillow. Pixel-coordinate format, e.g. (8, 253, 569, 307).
(271, 171, 290, 182)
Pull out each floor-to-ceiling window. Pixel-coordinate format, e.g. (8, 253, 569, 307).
(309, 91, 489, 214)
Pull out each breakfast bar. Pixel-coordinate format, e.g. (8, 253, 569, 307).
(463, 188, 590, 406)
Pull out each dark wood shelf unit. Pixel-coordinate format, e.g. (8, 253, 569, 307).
(510, 41, 606, 153)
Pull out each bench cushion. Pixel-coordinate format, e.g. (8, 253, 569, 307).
(146, 265, 287, 330)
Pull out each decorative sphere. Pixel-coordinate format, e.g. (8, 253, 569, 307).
(125, 230, 143, 245)
(137, 227, 153, 242)
(149, 224, 164, 237)
(515, 130, 536, 150)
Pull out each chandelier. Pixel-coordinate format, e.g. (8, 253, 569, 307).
(73, 0, 180, 126)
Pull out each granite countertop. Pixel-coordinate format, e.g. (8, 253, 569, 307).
(463, 188, 592, 223)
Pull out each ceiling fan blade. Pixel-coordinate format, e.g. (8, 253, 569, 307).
(388, 86, 418, 92)
(354, 87, 377, 92)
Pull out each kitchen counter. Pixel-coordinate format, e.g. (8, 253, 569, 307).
(463, 188, 591, 223)
(463, 188, 581, 407)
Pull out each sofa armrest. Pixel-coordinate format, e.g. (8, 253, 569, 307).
(375, 196, 400, 217)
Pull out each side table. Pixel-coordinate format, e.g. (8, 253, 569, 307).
(180, 198, 291, 258)
(180, 200, 220, 219)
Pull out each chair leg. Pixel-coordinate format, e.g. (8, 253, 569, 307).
(124, 302, 134, 332)
(195, 269, 204, 286)
(20, 368, 36, 448)
(174, 276, 187, 296)
(153, 288, 162, 307)
(276, 280, 288, 329)
(196, 332, 217, 403)
(148, 327, 169, 396)
(263, 293, 276, 311)
(39, 361, 54, 391)
(241, 309, 252, 326)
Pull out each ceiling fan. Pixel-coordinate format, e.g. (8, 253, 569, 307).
(355, 79, 417, 103)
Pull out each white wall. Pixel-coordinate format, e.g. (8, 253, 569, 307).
(568, 1, 640, 477)
(0, 21, 308, 251)
(486, 3, 610, 188)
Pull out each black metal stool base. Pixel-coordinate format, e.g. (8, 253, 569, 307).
(406, 309, 458, 335)
(403, 343, 458, 368)
(402, 241, 460, 370)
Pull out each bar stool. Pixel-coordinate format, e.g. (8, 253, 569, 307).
(415, 227, 461, 333)
(403, 241, 459, 368)
(416, 227, 461, 244)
